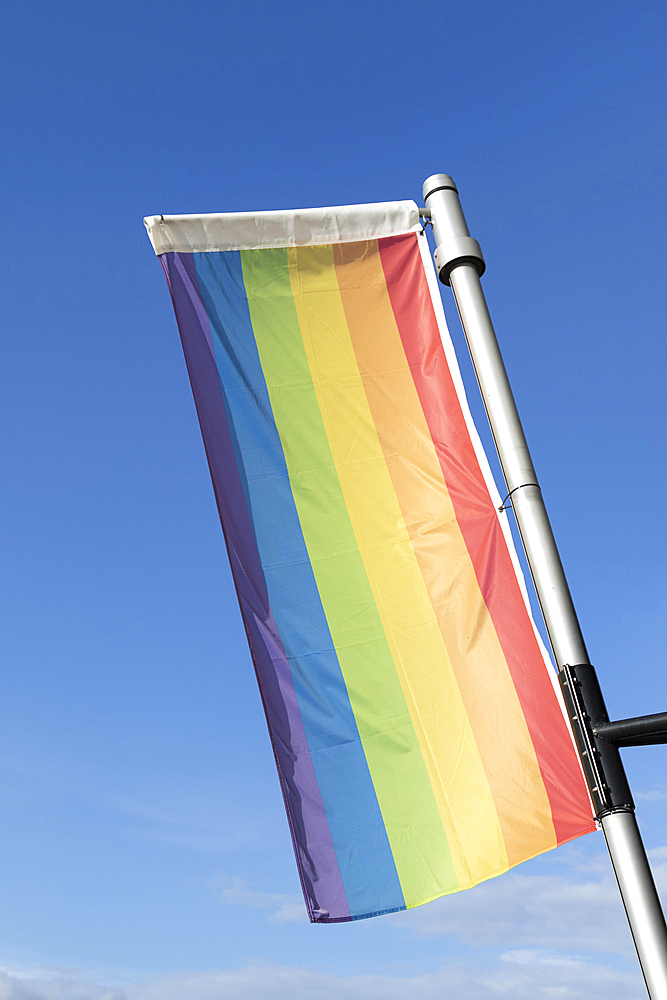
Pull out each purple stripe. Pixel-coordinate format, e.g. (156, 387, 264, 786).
(160, 252, 349, 922)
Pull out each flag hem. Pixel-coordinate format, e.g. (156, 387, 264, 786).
(311, 823, 596, 922)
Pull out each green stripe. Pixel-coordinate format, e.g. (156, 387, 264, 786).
(241, 246, 457, 903)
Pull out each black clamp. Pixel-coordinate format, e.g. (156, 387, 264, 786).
(559, 663, 634, 818)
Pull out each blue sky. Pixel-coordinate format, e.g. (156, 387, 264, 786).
(0, 0, 666, 996)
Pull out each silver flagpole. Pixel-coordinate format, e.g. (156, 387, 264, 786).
(422, 173, 667, 1000)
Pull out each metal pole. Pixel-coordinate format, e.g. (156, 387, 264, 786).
(423, 172, 667, 1000)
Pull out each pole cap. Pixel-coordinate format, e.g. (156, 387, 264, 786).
(423, 174, 458, 201)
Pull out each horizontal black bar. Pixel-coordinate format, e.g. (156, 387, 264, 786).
(593, 712, 667, 748)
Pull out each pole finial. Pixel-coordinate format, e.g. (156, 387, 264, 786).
(423, 174, 458, 202)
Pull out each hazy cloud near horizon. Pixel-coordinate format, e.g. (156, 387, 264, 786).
(3, 845, 650, 1000)
(0, 953, 644, 1000)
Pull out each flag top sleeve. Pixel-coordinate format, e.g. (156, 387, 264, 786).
(145, 200, 595, 923)
(144, 200, 420, 254)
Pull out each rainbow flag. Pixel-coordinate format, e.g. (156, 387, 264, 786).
(145, 201, 595, 923)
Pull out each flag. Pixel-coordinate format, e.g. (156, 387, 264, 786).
(145, 201, 595, 923)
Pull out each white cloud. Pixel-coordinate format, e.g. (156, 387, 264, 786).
(636, 790, 667, 803)
(0, 954, 643, 1000)
(388, 847, 667, 958)
(211, 877, 306, 922)
(210, 845, 667, 955)
(270, 902, 307, 923)
(0, 968, 123, 1000)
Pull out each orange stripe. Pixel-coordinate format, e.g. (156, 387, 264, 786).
(334, 238, 558, 866)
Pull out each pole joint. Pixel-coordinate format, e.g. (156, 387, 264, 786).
(434, 238, 486, 285)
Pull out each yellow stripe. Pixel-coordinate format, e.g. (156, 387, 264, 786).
(288, 243, 508, 890)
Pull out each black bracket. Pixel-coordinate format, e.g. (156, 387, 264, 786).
(560, 664, 667, 819)
(559, 663, 634, 818)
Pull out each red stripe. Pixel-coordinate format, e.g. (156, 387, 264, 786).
(378, 233, 595, 843)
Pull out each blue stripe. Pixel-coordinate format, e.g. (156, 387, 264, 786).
(192, 249, 405, 918)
